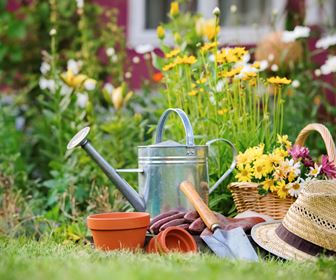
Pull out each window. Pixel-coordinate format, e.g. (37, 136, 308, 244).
(145, 0, 198, 29)
(219, 0, 270, 26)
(128, 0, 285, 47)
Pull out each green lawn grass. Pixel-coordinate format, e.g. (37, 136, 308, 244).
(0, 237, 335, 280)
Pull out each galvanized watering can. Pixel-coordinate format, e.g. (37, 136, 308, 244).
(67, 108, 236, 217)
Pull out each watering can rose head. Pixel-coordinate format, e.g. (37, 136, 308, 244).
(67, 108, 237, 216)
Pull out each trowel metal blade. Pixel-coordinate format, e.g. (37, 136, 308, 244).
(201, 235, 236, 259)
(213, 227, 259, 261)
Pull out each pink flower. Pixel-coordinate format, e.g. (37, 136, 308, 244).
(321, 155, 336, 178)
(289, 144, 312, 166)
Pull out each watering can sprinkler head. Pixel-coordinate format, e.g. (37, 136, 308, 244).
(67, 127, 91, 150)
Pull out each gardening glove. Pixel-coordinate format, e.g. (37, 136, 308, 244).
(200, 213, 265, 237)
(149, 210, 189, 234)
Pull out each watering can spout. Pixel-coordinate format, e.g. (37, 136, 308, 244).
(67, 127, 146, 212)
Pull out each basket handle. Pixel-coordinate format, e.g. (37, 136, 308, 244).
(294, 123, 336, 164)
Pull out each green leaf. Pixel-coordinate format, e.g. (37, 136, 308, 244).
(151, 52, 164, 71)
(7, 20, 26, 39)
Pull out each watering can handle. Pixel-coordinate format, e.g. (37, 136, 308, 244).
(155, 108, 195, 146)
(206, 138, 237, 194)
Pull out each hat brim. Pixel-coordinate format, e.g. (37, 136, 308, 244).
(251, 221, 316, 261)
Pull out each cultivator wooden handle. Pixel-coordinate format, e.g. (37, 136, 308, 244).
(180, 181, 220, 232)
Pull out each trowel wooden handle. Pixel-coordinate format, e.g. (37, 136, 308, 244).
(180, 181, 220, 232)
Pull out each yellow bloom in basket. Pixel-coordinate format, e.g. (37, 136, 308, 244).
(273, 147, 288, 159)
(276, 181, 289, 199)
(250, 143, 265, 158)
(277, 134, 292, 149)
(267, 76, 292, 85)
(262, 178, 277, 192)
(253, 156, 273, 179)
(287, 171, 296, 182)
(170, 1, 179, 17)
(236, 152, 250, 168)
(235, 165, 253, 182)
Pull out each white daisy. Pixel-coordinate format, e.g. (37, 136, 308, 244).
(308, 163, 322, 177)
(287, 178, 304, 197)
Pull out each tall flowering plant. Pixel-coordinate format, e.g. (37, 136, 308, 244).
(235, 135, 336, 199)
(153, 3, 292, 152)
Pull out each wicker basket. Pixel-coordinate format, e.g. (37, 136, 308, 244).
(228, 123, 336, 220)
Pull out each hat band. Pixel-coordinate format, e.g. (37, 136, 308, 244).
(275, 223, 335, 257)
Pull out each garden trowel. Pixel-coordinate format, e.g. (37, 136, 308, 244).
(180, 181, 259, 261)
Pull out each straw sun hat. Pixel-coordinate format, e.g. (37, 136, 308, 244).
(251, 180, 336, 261)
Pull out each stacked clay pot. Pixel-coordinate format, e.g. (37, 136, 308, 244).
(146, 226, 197, 253)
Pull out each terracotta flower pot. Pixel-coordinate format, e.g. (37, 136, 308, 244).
(146, 226, 197, 253)
(87, 212, 150, 251)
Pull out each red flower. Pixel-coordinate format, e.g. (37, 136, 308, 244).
(152, 72, 163, 83)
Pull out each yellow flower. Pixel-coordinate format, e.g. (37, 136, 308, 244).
(252, 61, 260, 69)
(253, 156, 273, 179)
(217, 108, 228, 115)
(252, 143, 265, 158)
(262, 178, 277, 192)
(196, 18, 219, 41)
(245, 72, 257, 77)
(165, 49, 180, 59)
(273, 147, 288, 159)
(162, 62, 176, 72)
(219, 66, 243, 78)
(175, 55, 197, 65)
(232, 47, 247, 59)
(267, 76, 292, 85)
(236, 152, 251, 168)
(111, 86, 123, 110)
(200, 42, 218, 53)
(276, 181, 289, 199)
(61, 70, 88, 88)
(277, 134, 292, 149)
(109, 84, 133, 110)
(157, 25, 165, 40)
(287, 171, 296, 182)
(196, 77, 207, 84)
(170, 1, 179, 17)
(216, 48, 247, 64)
(249, 78, 257, 87)
(235, 165, 253, 182)
(188, 90, 197, 96)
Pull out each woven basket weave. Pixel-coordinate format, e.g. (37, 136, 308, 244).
(228, 123, 336, 220)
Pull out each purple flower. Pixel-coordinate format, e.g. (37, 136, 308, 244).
(302, 157, 314, 167)
(321, 155, 336, 178)
(289, 144, 312, 166)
